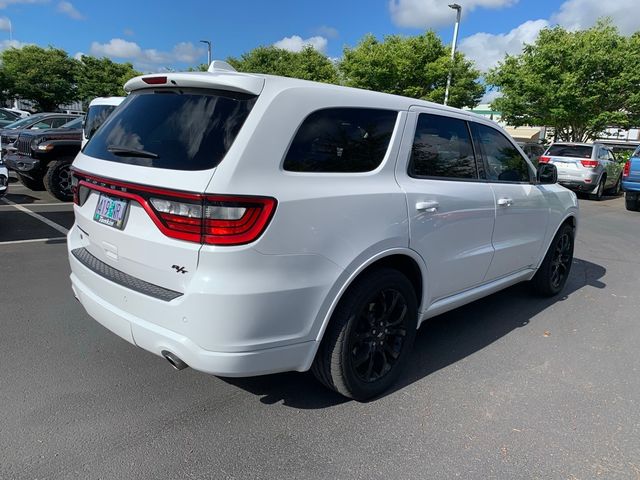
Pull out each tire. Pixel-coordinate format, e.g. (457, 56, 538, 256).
(531, 223, 574, 297)
(588, 176, 605, 201)
(43, 160, 73, 202)
(626, 192, 640, 211)
(17, 172, 45, 191)
(605, 175, 622, 196)
(311, 268, 418, 401)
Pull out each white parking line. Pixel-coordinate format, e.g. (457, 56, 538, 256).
(0, 237, 67, 245)
(0, 197, 69, 235)
(24, 202, 74, 207)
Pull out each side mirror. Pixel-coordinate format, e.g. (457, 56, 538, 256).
(537, 163, 557, 184)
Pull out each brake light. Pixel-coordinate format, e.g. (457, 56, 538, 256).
(623, 160, 631, 177)
(142, 76, 167, 85)
(580, 159, 598, 168)
(72, 170, 277, 246)
(538, 156, 550, 163)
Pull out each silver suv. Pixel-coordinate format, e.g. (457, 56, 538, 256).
(541, 142, 623, 200)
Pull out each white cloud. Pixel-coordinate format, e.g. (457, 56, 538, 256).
(551, 0, 639, 35)
(0, 16, 10, 31)
(57, 1, 83, 20)
(459, 19, 549, 71)
(73, 51, 84, 60)
(89, 38, 206, 71)
(389, 0, 518, 28)
(273, 35, 328, 53)
(0, 0, 47, 8)
(313, 25, 339, 39)
(0, 39, 29, 51)
(481, 89, 503, 104)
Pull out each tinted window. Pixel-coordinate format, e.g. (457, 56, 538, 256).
(61, 117, 82, 129)
(84, 105, 117, 140)
(50, 117, 72, 128)
(547, 145, 593, 158)
(473, 123, 531, 182)
(84, 88, 257, 171)
(5, 114, 46, 129)
(409, 113, 477, 179)
(283, 108, 397, 173)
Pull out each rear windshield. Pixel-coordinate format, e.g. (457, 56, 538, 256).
(84, 104, 118, 139)
(547, 145, 593, 158)
(83, 88, 257, 171)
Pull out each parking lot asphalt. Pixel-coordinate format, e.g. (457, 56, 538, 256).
(1, 180, 639, 480)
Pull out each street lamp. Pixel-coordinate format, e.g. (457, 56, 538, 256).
(200, 39, 212, 66)
(443, 3, 461, 106)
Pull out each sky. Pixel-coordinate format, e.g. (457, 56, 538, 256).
(0, 0, 637, 80)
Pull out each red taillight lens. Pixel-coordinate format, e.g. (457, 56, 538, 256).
(142, 76, 167, 85)
(623, 160, 631, 177)
(203, 196, 277, 245)
(580, 159, 598, 168)
(538, 156, 550, 163)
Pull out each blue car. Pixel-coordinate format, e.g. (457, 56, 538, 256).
(622, 145, 640, 211)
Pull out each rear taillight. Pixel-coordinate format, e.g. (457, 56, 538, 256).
(580, 159, 598, 168)
(538, 156, 550, 163)
(71, 170, 277, 246)
(623, 160, 631, 177)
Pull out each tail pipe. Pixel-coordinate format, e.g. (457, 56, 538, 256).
(161, 350, 189, 371)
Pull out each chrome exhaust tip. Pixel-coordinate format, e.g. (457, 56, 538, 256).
(161, 350, 189, 371)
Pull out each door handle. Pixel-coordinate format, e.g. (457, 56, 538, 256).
(416, 201, 439, 213)
(497, 197, 513, 207)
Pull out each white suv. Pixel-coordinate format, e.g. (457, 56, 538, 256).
(68, 62, 578, 400)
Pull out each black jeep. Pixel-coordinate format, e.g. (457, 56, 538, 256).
(4, 117, 82, 201)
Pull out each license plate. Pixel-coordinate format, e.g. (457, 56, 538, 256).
(94, 193, 129, 229)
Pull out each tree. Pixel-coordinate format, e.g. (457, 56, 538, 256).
(2, 45, 78, 111)
(338, 32, 483, 108)
(227, 45, 338, 84)
(76, 55, 140, 105)
(486, 21, 640, 142)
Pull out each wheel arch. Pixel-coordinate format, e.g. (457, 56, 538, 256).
(534, 212, 577, 270)
(303, 248, 428, 371)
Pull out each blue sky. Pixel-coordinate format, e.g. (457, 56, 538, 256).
(0, 0, 636, 74)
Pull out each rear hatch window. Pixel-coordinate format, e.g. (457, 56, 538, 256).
(84, 105, 118, 140)
(83, 88, 257, 171)
(547, 145, 593, 158)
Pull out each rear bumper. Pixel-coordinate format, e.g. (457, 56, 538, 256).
(557, 177, 599, 192)
(622, 180, 640, 193)
(67, 224, 342, 377)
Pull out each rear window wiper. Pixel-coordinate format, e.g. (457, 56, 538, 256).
(107, 145, 159, 159)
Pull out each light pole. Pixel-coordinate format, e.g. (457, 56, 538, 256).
(200, 40, 212, 66)
(443, 3, 461, 106)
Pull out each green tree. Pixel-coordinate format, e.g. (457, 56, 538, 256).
(2, 45, 78, 111)
(486, 21, 640, 142)
(227, 45, 338, 84)
(76, 55, 140, 104)
(338, 32, 483, 108)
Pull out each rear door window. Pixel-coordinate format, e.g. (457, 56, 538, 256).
(83, 88, 257, 171)
(547, 145, 593, 159)
(283, 108, 398, 173)
(408, 113, 478, 180)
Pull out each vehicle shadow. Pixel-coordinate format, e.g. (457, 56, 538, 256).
(4, 192, 40, 204)
(221, 257, 606, 408)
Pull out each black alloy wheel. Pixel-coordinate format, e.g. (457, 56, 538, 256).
(312, 268, 418, 400)
(549, 230, 572, 291)
(349, 288, 408, 383)
(44, 160, 74, 202)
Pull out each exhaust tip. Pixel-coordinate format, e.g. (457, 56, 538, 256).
(161, 350, 189, 371)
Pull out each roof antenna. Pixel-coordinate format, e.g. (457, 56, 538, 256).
(207, 60, 237, 73)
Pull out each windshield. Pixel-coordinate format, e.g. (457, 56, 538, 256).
(84, 88, 257, 170)
(84, 104, 118, 140)
(60, 117, 83, 129)
(547, 144, 593, 159)
(4, 114, 46, 130)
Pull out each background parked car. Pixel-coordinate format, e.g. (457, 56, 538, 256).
(517, 142, 546, 166)
(0, 108, 22, 128)
(0, 160, 7, 197)
(622, 145, 640, 211)
(0, 112, 79, 157)
(3, 107, 31, 118)
(4, 117, 82, 201)
(540, 142, 623, 200)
